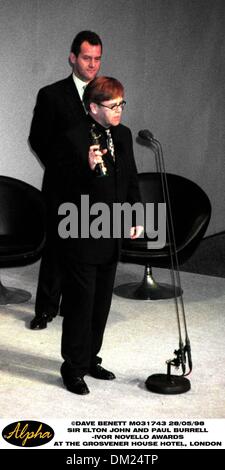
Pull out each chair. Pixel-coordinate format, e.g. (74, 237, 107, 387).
(114, 172, 212, 300)
(0, 175, 46, 305)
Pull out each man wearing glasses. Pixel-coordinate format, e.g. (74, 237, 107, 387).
(55, 76, 143, 395)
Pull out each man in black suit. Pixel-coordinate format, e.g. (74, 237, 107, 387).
(55, 77, 143, 395)
(28, 31, 103, 330)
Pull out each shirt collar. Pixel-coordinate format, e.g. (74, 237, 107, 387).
(72, 73, 87, 100)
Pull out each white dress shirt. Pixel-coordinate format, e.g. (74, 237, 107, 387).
(72, 73, 87, 100)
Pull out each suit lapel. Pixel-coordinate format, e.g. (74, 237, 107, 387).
(112, 126, 123, 176)
(64, 75, 86, 118)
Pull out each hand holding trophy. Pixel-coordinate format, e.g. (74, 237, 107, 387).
(89, 123, 108, 177)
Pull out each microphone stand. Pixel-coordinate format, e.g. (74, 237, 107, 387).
(138, 130, 192, 394)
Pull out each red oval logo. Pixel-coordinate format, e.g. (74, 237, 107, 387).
(2, 421, 54, 447)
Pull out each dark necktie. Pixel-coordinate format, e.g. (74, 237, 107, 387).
(82, 84, 87, 94)
(105, 129, 115, 162)
(82, 85, 88, 113)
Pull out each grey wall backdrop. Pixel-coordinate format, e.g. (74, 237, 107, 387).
(0, 0, 224, 234)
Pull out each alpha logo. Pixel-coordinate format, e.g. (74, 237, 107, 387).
(2, 420, 54, 447)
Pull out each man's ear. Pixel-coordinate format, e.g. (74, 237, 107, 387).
(89, 102, 98, 115)
(69, 52, 76, 66)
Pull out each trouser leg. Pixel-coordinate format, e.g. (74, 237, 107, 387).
(61, 261, 97, 376)
(35, 238, 61, 317)
(35, 184, 61, 318)
(90, 262, 117, 366)
(60, 257, 117, 376)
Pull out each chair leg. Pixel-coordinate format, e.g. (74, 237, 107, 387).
(0, 278, 32, 305)
(114, 264, 182, 300)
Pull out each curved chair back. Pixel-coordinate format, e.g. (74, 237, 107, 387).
(0, 175, 46, 267)
(121, 172, 212, 267)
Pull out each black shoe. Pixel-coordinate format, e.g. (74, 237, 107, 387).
(61, 364, 89, 395)
(29, 313, 53, 330)
(90, 364, 116, 380)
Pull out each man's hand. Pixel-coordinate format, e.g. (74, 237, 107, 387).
(88, 144, 107, 170)
(130, 225, 144, 239)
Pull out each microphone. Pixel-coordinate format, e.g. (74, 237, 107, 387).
(137, 126, 192, 394)
(138, 129, 154, 141)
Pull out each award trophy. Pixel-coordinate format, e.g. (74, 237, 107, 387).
(90, 123, 108, 177)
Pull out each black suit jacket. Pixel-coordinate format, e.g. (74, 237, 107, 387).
(54, 118, 141, 264)
(29, 75, 86, 191)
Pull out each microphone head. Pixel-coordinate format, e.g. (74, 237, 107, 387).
(138, 129, 154, 141)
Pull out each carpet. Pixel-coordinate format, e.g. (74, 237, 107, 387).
(0, 261, 225, 421)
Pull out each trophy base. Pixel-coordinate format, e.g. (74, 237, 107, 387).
(95, 164, 108, 177)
